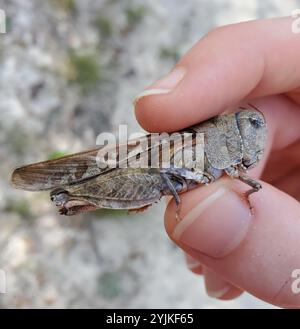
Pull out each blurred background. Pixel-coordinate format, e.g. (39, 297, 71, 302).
(0, 0, 298, 308)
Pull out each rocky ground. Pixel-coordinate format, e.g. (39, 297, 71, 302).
(0, 0, 298, 308)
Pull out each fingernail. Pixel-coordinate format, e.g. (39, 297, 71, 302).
(172, 187, 251, 258)
(165, 196, 173, 206)
(186, 254, 202, 270)
(204, 267, 232, 299)
(134, 66, 186, 105)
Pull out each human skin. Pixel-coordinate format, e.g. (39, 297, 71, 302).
(134, 17, 300, 308)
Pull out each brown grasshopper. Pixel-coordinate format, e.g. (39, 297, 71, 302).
(11, 106, 267, 216)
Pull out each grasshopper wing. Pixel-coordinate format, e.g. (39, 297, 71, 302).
(11, 131, 199, 192)
(11, 136, 151, 191)
(11, 147, 108, 191)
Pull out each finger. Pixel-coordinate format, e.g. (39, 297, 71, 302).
(134, 17, 300, 132)
(164, 177, 300, 308)
(185, 254, 244, 300)
(185, 255, 244, 299)
(261, 141, 300, 200)
(244, 96, 300, 152)
(203, 267, 243, 300)
(185, 253, 203, 274)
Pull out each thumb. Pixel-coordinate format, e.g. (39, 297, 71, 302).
(134, 17, 300, 133)
(165, 177, 300, 308)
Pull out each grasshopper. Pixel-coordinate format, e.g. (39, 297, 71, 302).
(11, 106, 267, 216)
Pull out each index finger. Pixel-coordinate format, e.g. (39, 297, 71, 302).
(134, 17, 300, 132)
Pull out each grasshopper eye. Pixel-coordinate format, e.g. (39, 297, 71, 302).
(249, 117, 263, 129)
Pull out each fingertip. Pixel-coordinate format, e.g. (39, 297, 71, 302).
(164, 178, 252, 258)
(217, 286, 244, 301)
(134, 95, 170, 132)
(203, 267, 243, 300)
(134, 66, 190, 132)
(134, 84, 198, 132)
(185, 253, 203, 274)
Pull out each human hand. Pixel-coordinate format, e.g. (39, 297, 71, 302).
(134, 17, 300, 308)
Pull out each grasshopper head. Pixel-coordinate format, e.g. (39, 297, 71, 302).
(50, 188, 96, 215)
(236, 108, 267, 170)
(50, 188, 70, 206)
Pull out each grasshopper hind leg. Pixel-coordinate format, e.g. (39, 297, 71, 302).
(160, 171, 185, 221)
(238, 174, 262, 211)
(160, 167, 215, 221)
(161, 173, 181, 205)
(238, 174, 262, 197)
(225, 165, 262, 209)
